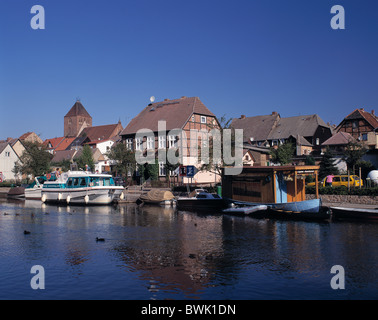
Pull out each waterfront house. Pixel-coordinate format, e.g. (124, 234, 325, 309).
(119, 96, 221, 185)
(335, 108, 378, 149)
(231, 112, 333, 159)
(0, 141, 21, 181)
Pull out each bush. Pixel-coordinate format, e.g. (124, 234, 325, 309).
(306, 185, 378, 196)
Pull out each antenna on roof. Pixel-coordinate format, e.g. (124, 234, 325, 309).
(150, 96, 155, 103)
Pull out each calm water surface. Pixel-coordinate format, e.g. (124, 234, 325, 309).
(0, 199, 377, 300)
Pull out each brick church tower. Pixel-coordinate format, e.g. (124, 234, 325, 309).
(64, 100, 92, 137)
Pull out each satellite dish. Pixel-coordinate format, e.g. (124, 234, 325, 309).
(150, 96, 155, 103)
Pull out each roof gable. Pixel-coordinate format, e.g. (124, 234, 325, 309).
(64, 101, 92, 118)
(321, 131, 356, 146)
(120, 97, 215, 135)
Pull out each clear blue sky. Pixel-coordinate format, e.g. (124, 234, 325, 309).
(1, 0, 377, 140)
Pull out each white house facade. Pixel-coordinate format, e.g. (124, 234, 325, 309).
(0, 142, 20, 181)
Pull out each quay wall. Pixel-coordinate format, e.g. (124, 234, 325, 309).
(307, 194, 378, 205)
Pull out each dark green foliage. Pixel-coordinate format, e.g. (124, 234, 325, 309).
(318, 148, 339, 179)
(270, 142, 295, 165)
(106, 142, 135, 177)
(343, 141, 368, 174)
(76, 145, 95, 171)
(13, 141, 52, 177)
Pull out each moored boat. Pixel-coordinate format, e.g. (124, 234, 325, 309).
(223, 204, 268, 215)
(41, 171, 125, 205)
(7, 186, 25, 199)
(137, 189, 175, 206)
(25, 176, 46, 200)
(177, 190, 227, 211)
(331, 206, 378, 221)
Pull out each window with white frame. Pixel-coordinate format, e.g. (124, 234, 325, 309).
(200, 116, 206, 124)
(158, 135, 166, 149)
(126, 138, 133, 150)
(135, 137, 142, 151)
(147, 136, 154, 150)
(159, 161, 166, 176)
(168, 135, 177, 148)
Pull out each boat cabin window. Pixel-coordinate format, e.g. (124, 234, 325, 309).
(67, 178, 73, 187)
(73, 178, 80, 187)
(80, 178, 87, 187)
(197, 194, 208, 198)
(89, 177, 100, 186)
(212, 194, 221, 198)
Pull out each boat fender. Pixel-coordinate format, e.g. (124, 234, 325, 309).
(120, 192, 125, 200)
(66, 195, 71, 204)
(41, 194, 46, 203)
(58, 193, 62, 201)
(84, 195, 89, 204)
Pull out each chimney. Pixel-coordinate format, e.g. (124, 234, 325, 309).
(164, 98, 169, 101)
(272, 111, 278, 116)
(240, 115, 246, 119)
(372, 110, 375, 116)
(360, 108, 364, 111)
(181, 96, 187, 99)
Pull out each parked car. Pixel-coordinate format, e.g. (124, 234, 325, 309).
(307, 175, 363, 187)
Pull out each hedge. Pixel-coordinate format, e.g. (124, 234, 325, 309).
(306, 185, 378, 196)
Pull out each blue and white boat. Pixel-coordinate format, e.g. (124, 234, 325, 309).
(41, 171, 125, 205)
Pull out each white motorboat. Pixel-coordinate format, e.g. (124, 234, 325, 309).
(25, 176, 46, 200)
(41, 171, 125, 205)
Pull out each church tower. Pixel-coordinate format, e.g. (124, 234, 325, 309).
(64, 100, 92, 137)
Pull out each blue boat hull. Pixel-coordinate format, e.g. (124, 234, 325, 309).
(225, 198, 329, 220)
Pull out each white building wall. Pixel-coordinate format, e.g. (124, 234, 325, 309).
(0, 144, 20, 181)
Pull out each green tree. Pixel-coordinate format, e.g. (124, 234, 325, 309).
(106, 142, 136, 177)
(343, 141, 368, 174)
(51, 159, 71, 172)
(270, 142, 295, 165)
(76, 145, 95, 171)
(318, 148, 339, 179)
(13, 141, 52, 177)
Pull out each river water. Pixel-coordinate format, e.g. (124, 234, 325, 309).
(0, 199, 377, 300)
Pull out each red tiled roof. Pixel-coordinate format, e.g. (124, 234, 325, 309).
(341, 108, 378, 129)
(120, 96, 216, 135)
(55, 137, 76, 151)
(43, 137, 65, 149)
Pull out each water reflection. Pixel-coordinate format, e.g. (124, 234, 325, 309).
(0, 199, 377, 299)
